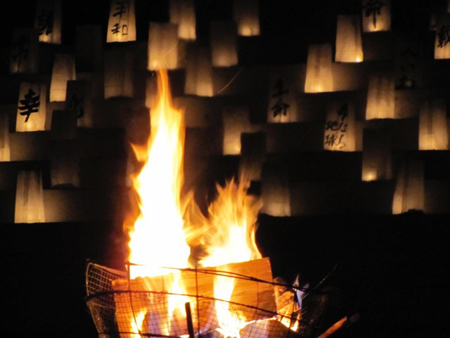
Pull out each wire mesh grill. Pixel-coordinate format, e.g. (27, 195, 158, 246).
(86, 262, 324, 338)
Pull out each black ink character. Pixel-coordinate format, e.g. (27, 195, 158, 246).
(271, 78, 290, 118)
(113, 1, 127, 20)
(66, 94, 84, 118)
(18, 89, 40, 122)
(437, 25, 450, 48)
(324, 133, 345, 148)
(37, 10, 54, 36)
(12, 35, 31, 69)
(325, 103, 348, 132)
(363, 0, 385, 29)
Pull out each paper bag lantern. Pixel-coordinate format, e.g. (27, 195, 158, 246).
(16, 83, 47, 132)
(434, 15, 450, 59)
(261, 163, 291, 216)
(15, 171, 45, 223)
(362, 0, 391, 32)
(210, 21, 238, 67)
(184, 43, 213, 97)
(392, 159, 424, 214)
(361, 129, 392, 181)
(34, 0, 62, 44)
(239, 132, 266, 181)
(51, 110, 77, 140)
(50, 142, 80, 187)
(10, 28, 39, 74)
(148, 23, 179, 70)
(50, 54, 76, 102)
(335, 15, 363, 63)
(66, 80, 94, 128)
(304, 44, 333, 93)
(223, 106, 250, 155)
(419, 99, 448, 150)
(107, 0, 136, 43)
(365, 73, 395, 120)
(0, 114, 10, 161)
(233, 0, 260, 36)
(324, 102, 356, 152)
(104, 50, 134, 99)
(267, 69, 301, 123)
(170, 0, 196, 40)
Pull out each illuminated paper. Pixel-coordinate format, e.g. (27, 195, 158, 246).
(107, 0, 136, 43)
(34, 0, 62, 44)
(16, 83, 47, 132)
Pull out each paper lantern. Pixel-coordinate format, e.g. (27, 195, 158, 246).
(233, 0, 260, 36)
(107, 0, 136, 43)
(184, 43, 213, 97)
(148, 23, 179, 70)
(419, 99, 448, 150)
(50, 142, 80, 187)
(34, 0, 61, 44)
(210, 21, 238, 67)
(15, 171, 45, 223)
(51, 110, 77, 140)
(239, 132, 266, 181)
(223, 105, 250, 155)
(304, 44, 333, 93)
(10, 28, 39, 74)
(76, 25, 103, 71)
(392, 159, 424, 214)
(361, 129, 392, 181)
(16, 83, 47, 132)
(261, 163, 291, 216)
(434, 15, 450, 59)
(0, 114, 10, 161)
(66, 80, 94, 128)
(394, 39, 421, 90)
(335, 15, 363, 63)
(365, 73, 395, 119)
(324, 102, 356, 152)
(170, 0, 196, 40)
(362, 0, 391, 32)
(50, 54, 76, 102)
(104, 50, 134, 99)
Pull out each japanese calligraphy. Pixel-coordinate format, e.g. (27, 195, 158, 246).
(18, 89, 40, 122)
(111, 1, 129, 36)
(437, 25, 450, 48)
(37, 10, 54, 36)
(12, 35, 31, 70)
(66, 94, 84, 118)
(363, 0, 385, 29)
(111, 23, 128, 35)
(324, 103, 349, 149)
(271, 78, 290, 118)
(113, 1, 127, 20)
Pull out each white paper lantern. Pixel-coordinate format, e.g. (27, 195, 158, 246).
(361, 130, 392, 181)
(104, 50, 134, 99)
(261, 163, 291, 216)
(0, 114, 10, 161)
(50, 54, 76, 102)
(66, 80, 94, 128)
(184, 43, 213, 97)
(50, 142, 80, 187)
(210, 21, 238, 67)
(170, 0, 196, 40)
(304, 44, 333, 93)
(16, 83, 47, 132)
(223, 105, 250, 155)
(148, 23, 179, 70)
(335, 15, 363, 63)
(107, 0, 136, 43)
(419, 99, 448, 150)
(365, 72, 395, 119)
(434, 15, 450, 59)
(233, 0, 260, 36)
(34, 0, 62, 44)
(10, 28, 39, 74)
(362, 0, 391, 32)
(324, 102, 356, 151)
(392, 159, 424, 214)
(239, 132, 266, 181)
(15, 171, 45, 223)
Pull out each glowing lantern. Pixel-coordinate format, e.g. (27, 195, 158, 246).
(233, 0, 260, 36)
(184, 43, 214, 97)
(435, 15, 450, 59)
(361, 130, 392, 181)
(392, 159, 424, 214)
(170, 0, 196, 40)
(362, 0, 391, 32)
(76, 25, 103, 72)
(304, 44, 334, 93)
(51, 110, 77, 140)
(104, 50, 134, 99)
(261, 163, 291, 216)
(324, 102, 356, 152)
(239, 132, 266, 182)
(268, 71, 300, 123)
(15, 170, 45, 223)
(66, 80, 94, 128)
(50, 143, 79, 187)
(50, 54, 76, 102)
(148, 23, 179, 70)
(107, 0, 136, 43)
(16, 83, 47, 132)
(335, 15, 363, 63)
(365, 72, 395, 119)
(210, 21, 238, 67)
(0, 114, 10, 161)
(419, 99, 448, 150)
(10, 28, 39, 74)
(223, 105, 250, 155)
(34, 0, 61, 44)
